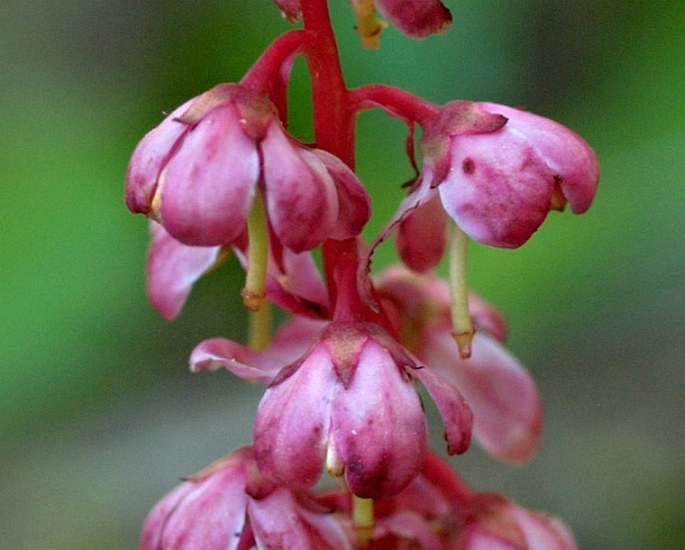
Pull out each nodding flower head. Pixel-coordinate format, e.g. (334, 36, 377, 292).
(192, 320, 473, 499)
(421, 101, 600, 248)
(125, 83, 370, 250)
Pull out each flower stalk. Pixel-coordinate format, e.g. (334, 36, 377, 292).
(352, 494, 375, 547)
(448, 221, 475, 359)
(241, 192, 269, 312)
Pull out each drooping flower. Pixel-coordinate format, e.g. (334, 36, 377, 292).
(418, 100, 599, 249)
(317, 453, 576, 549)
(126, 83, 370, 250)
(140, 447, 350, 549)
(376, 266, 541, 464)
(192, 320, 473, 499)
(382, 453, 578, 549)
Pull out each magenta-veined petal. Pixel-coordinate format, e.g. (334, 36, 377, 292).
(478, 103, 599, 214)
(261, 126, 338, 252)
(146, 223, 221, 320)
(439, 129, 555, 248)
(254, 345, 336, 489)
(160, 104, 258, 246)
(313, 149, 371, 240)
(125, 100, 193, 215)
(411, 361, 473, 455)
(330, 340, 427, 498)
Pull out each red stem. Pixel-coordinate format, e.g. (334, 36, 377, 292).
(300, 0, 363, 320)
(240, 30, 307, 93)
(299, 1, 413, 331)
(300, 0, 355, 166)
(350, 84, 440, 128)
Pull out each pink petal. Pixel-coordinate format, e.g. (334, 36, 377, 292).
(375, 511, 444, 549)
(262, 126, 338, 252)
(331, 340, 427, 498)
(423, 332, 541, 464)
(411, 361, 473, 455)
(469, 293, 508, 343)
(313, 149, 371, 240)
(232, 244, 330, 318)
(253, 345, 336, 489)
(479, 103, 599, 214)
(509, 506, 577, 550)
(189, 338, 279, 382)
(125, 100, 193, 215)
(396, 194, 449, 272)
(146, 223, 221, 320)
(140, 452, 251, 550)
(439, 129, 555, 248)
(266, 248, 330, 318)
(160, 104, 259, 246)
(248, 490, 349, 549)
(375, 0, 452, 38)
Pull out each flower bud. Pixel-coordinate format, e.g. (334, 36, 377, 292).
(125, 84, 370, 250)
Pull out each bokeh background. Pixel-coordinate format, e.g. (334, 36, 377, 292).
(1, 1, 683, 548)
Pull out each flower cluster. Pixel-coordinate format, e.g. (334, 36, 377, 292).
(127, 0, 598, 547)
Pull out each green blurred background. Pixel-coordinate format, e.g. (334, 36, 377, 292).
(1, 1, 683, 548)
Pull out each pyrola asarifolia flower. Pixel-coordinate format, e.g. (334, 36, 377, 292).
(141, 447, 350, 549)
(418, 101, 600, 249)
(377, 266, 541, 464)
(316, 453, 576, 548)
(375, 0, 452, 38)
(379, 454, 577, 549)
(126, 83, 370, 250)
(192, 321, 473, 499)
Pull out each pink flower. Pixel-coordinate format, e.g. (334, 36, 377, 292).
(317, 453, 576, 549)
(376, 0, 453, 38)
(126, 83, 370, 250)
(418, 101, 599, 248)
(192, 320, 473, 499)
(141, 447, 349, 549)
(377, 266, 541, 464)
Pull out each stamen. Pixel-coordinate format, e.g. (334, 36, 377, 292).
(352, 495, 374, 547)
(241, 192, 268, 311)
(449, 222, 475, 358)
